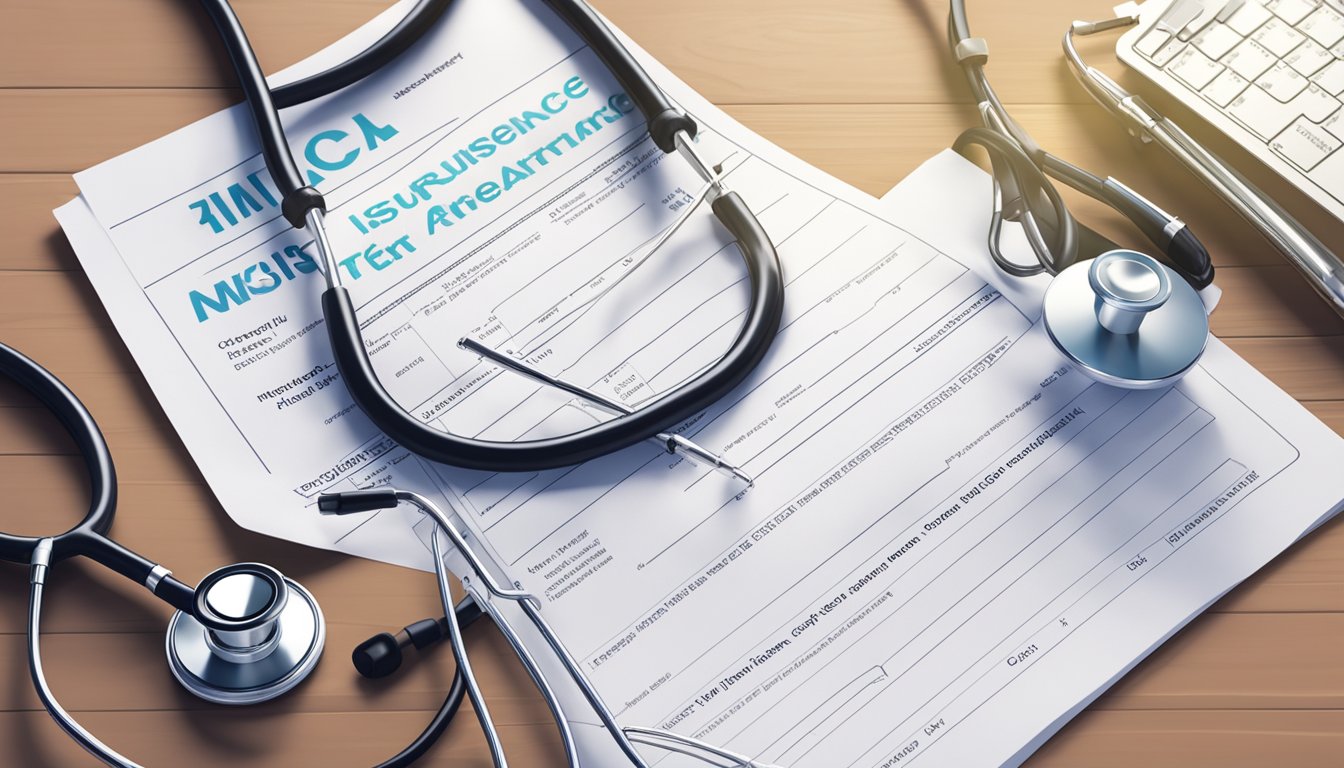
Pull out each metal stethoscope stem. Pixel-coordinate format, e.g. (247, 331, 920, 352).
(27, 485, 776, 768)
(321, 489, 782, 768)
(1064, 18, 1344, 316)
(28, 542, 144, 768)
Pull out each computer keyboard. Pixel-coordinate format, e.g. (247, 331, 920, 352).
(1116, 0, 1344, 223)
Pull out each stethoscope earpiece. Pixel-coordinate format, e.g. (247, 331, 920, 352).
(166, 563, 325, 705)
(1043, 250, 1208, 390)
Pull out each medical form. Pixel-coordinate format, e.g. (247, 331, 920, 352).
(55, 1, 1344, 765)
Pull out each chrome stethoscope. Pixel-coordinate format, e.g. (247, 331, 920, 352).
(947, 0, 1216, 390)
(1, 341, 778, 768)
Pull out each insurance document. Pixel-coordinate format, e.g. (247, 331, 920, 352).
(56, 1, 1344, 766)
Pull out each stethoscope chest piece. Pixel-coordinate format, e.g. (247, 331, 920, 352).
(1043, 250, 1208, 389)
(166, 563, 325, 705)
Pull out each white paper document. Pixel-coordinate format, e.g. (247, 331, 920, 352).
(56, 1, 1344, 765)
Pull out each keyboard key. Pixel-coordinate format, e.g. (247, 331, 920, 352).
(1297, 81, 1343, 121)
(1308, 151, 1344, 205)
(1195, 22, 1246, 58)
(1286, 39, 1334, 75)
(1171, 47, 1228, 89)
(1315, 59, 1344, 95)
(1152, 36, 1190, 66)
(1120, 0, 1344, 223)
(1226, 0, 1275, 34)
(1228, 82, 1304, 137)
(1255, 79, 1342, 123)
(1254, 17, 1307, 54)
(1257, 61, 1310, 99)
(1203, 68, 1253, 105)
(1271, 115, 1342, 171)
(1137, 28, 1173, 57)
(1324, 110, 1344, 141)
(1223, 37, 1281, 79)
(1298, 5, 1344, 48)
(1267, 0, 1320, 26)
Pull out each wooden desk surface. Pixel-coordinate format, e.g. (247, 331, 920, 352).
(2, 1, 1342, 765)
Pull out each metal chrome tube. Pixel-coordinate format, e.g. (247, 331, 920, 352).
(395, 491, 537, 606)
(305, 208, 342, 289)
(29, 542, 142, 768)
(513, 597, 651, 768)
(394, 491, 651, 767)
(1065, 24, 1344, 315)
(674, 129, 726, 192)
(623, 726, 785, 768)
(580, 135, 739, 312)
(459, 338, 754, 487)
(430, 528, 508, 768)
(465, 583, 581, 767)
(1147, 117, 1344, 312)
(334, 490, 780, 767)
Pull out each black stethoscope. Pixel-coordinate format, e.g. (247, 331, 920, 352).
(4, 341, 773, 768)
(5, 0, 1235, 764)
(4, 0, 786, 765)
(205, 0, 784, 473)
(1, 340, 478, 767)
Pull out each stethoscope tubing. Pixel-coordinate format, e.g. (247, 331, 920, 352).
(200, 0, 785, 472)
(24, 529, 482, 768)
(4, 0, 784, 763)
(321, 191, 784, 471)
(0, 344, 198, 613)
(0, 342, 116, 563)
(946, 0, 1214, 291)
(27, 544, 143, 768)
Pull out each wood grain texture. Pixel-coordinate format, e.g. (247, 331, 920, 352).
(1, 1, 1341, 766)
(0, 0, 1111, 104)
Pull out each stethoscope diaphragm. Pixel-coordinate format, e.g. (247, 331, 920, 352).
(166, 564, 325, 705)
(1042, 250, 1209, 389)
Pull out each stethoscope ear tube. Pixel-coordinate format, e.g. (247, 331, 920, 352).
(541, 0, 697, 153)
(196, 0, 306, 202)
(270, 0, 456, 110)
(0, 345, 198, 612)
(953, 127, 1080, 277)
(0, 343, 116, 565)
(321, 190, 783, 473)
